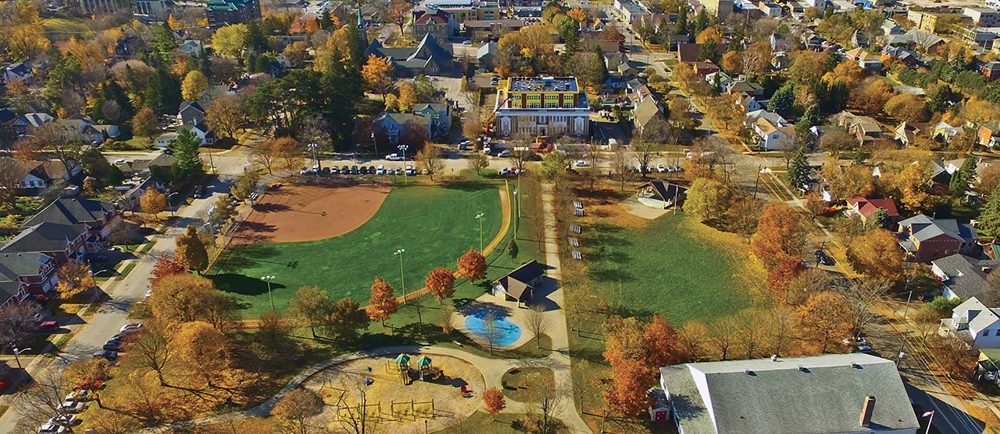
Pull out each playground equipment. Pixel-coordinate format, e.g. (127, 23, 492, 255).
(390, 399, 436, 421)
(393, 354, 412, 385)
(415, 355, 442, 382)
(319, 379, 347, 407)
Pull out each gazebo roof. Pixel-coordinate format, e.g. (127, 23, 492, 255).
(395, 354, 411, 365)
(416, 355, 432, 368)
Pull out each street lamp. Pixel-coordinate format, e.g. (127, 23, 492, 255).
(11, 346, 30, 369)
(168, 192, 180, 217)
(307, 143, 322, 173)
(371, 131, 378, 157)
(475, 212, 485, 252)
(261, 275, 276, 311)
(394, 249, 406, 303)
(398, 144, 409, 185)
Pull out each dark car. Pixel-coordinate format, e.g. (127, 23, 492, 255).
(368, 166, 376, 174)
(92, 350, 117, 361)
(330, 167, 340, 174)
(102, 342, 120, 352)
(350, 165, 359, 175)
(359, 166, 368, 174)
(321, 167, 331, 175)
(815, 250, 834, 266)
(341, 165, 350, 174)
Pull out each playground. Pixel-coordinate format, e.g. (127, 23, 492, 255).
(212, 184, 507, 316)
(304, 353, 485, 433)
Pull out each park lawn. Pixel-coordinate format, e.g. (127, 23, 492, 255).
(42, 18, 93, 39)
(437, 411, 571, 434)
(501, 367, 554, 402)
(212, 184, 504, 317)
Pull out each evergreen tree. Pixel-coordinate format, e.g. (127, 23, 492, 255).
(978, 187, 1000, 239)
(676, 7, 688, 35)
(786, 146, 810, 190)
(320, 10, 332, 30)
(822, 81, 848, 115)
(199, 50, 213, 79)
(693, 9, 709, 34)
(768, 83, 796, 117)
(949, 157, 977, 199)
(245, 20, 268, 53)
(593, 45, 608, 89)
(171, 129, 204, 182)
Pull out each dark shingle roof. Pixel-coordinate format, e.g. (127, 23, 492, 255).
(932, 254, 998, 300)
(22, 198, 114, 230)
(0, 222, 87, 254)
(494, 260, 544, 299)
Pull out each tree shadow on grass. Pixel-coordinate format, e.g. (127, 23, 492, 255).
(252, 203, 291, 213)
(212, 273, 287, 297)
(438, 181, 500, 192)
(212, 244, 283, 271)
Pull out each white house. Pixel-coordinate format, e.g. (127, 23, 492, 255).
(178, 40, 204, 57)
(736, 94, 762, 112)
(704, 71, 733, 89)
(2, 63, 32, 83)
(746, 109, 794, 150)
(943, 297, 1000, 348)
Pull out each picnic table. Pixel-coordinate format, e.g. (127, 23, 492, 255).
(574, 208, 584, 216)
(572, 250, 583, 260)
(573, 201, 583, 210)
(568, 237, 580, 247)
(570, 224, 582, 234)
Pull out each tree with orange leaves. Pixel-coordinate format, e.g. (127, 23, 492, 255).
(425, 267, 456, 302)
(366, 277, 399, 326)
(151, 254, 188, 285)
(483, 388, 506, 419)
(797, 291, 852, 353)
(845, 229, 903, 282)
(767, 256, 804, 303)
(603, 357, 651, 416)
(456, 250, 487, 282)
(56, 260, 96, 300)
(750, 204, 807, 269)
(386, 0, 412, 35)
(642, 315, 686, 367)
(362, 55, 393, 100)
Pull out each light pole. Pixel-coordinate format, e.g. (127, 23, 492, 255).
(261, 275, 276, 311)
(475, 212, 485, 252)
(308, 143, 321, 172)
(512, 189, 519, 234)
(168, 192, 180, 217)
(394, 249, 406, 303)
(398, 144, 409, 185)
(371, 131, 378, 157)
(11, 346, 30, 369)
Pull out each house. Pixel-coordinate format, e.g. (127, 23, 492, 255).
(746, 109, 794, 150)
(845, 197, 900, 226)
(15, 160, 83, 193)
(934, 121, 962, 143)
(836, 111, 883, 144)
(412, 8, 458, 39)
(365, 34, 454, 77)
(881, 20, 903, 36)
(49, 117, 114, 144)
(800, 31, 824, 49)
(726, 80, 764, 97)
(690, 61, 721, 77)
(420, 0, 500, 22)
(633, 98, 664, 139)
(187, 123, 216, 146)
(2, 63, 32, 84)
(769, 33, 788, 51)
(374, 113, 432, 146)
(477, 41, 499, 70)
(979, 122, 1000, 148)
(626, 79, 654, 104)
(178, 101, 206, 125)
(882, 45, 920, 67)
(851, 30, 869, 48)
(412, 103, 452, 138)
(154, 132, 179, 149)
(931, 254, 998, 300)
(178, 40, 204, 57)
(898, 214, 978, 262)
(982, 61, 1000, 80)
(886, 29, 944, 51)
(758, 0, 781, 16)
(494, 76, 590, 138)
(0, 222, 89, 262)
(23, 197, 119, 242)
(676, 43, 700, 63)
(735, 93, 762, 111)
(0, 252, 58, 302)
(12, 113, 54, 136)
(894, 121, 928, 147)
(843, 48, 883, 72)
(908, 10, 939, 32)
(637, 179, 686, 209)
(463, 19, 525, 40)
(704, 71, 733, 89)
(942, 297, 1000, 348)
(491, 260, 543, 306)
(660, 353, 920, 434)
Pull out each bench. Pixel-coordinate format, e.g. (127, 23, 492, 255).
(571, 250, 583, 260)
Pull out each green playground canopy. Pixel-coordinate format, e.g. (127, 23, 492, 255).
(416, 355, 432, 369)
(395, 354, 411, 366)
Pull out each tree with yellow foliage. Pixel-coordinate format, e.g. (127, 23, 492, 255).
(181, 70, 209, 101)
(720, 50, 742, 74)
(175, 321, 230, 388)
(361, 55, 394, 100)
(55, 261, 96, 300)
(821, 60, 864, 88)
(211, 24, 248, 58)
(398, 82, 417, 112)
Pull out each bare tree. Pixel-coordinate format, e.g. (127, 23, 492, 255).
(843, 279, 891, 337)
(524, 305, 549, 349)
(537, 393, 564, 434)
(0, 302, 42, 350)
(417, 145, 444, 180)
(468, 152, 489, 175)
(709, 316, 738, 360)
(483, 313, 501, 355)
(0, 157, 23, 209)
(338, 387, 382, 434)
(13, 370, 74, 433)
(632, 140, 661, 177)
(125, 321, 175, 386)
(611, 145, 632, 192)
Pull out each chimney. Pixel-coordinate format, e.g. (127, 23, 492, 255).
(859, 395, 876, 427)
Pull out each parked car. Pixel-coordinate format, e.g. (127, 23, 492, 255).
(497, 150, 512, 157)
(368, 165, 376, 174)
(119, 323, 142, 333)
(386, 153, 404, 161)
(350, 165, 359, 175)
(656, 164, 667, 173)
(359, 166, 368, 174)
(394, 167, 403, 175)
(38, 422, 67, 434)
(50, 414, 79, 426)
(405, 165, 416, 176)
(59, 399, 86, 413)
(575, 160, 590, 167)
(92, 350, 117, 361)
(321, 167, 331, 175)
(500, 167, 510, 176)
(341, 165, 350, 174)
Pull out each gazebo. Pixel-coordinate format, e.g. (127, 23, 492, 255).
(395, 354, 411, 368)
(416, 355, 432, 369)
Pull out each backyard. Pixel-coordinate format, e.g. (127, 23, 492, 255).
(211, 183, 505, 317)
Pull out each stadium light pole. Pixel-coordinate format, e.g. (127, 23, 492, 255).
(308, 143, 321, 172)
(398, 144, 409, 185)
(394, 249, 406, 303)
(475, 212, 485, 252)
(261, 275, 276, 311)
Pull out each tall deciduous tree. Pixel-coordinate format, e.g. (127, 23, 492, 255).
(140, 188, 168, 218)
(457, 250, 487, 281)
(205, 94, 244, 139)
(131, 107, 157, 139)
(273, 388, 324, 434)
(845, 229, 904, 282)
(149, 273, 215, 323)
(603, 357, 651, 416)
(361, 55, 393, 100)
(797, 291, 852, 353)
(288, 286, 333, 338)
(685, 177, 730, 223)
(55, 260, 95, 300)
(417, 145, 444, 180)
(174, 321, 229, 387)
(750, 204, 807, 269)
(366, 277, 399, 326)
(174, 225, 208, 272)
(323, 298, 368, 341)
(181, 70, 209, 101)
(425, 267, 456, 302)
(386, 0, 412, 34)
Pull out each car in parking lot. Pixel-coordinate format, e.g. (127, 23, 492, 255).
(500, 167, 510, 176)
(376, 165, 385, 175)
(368, 165, 376, 174)
(321, 167, 331, 175)
(38, 422, 67, 434)
(50, 414, 79, 426)
(359, 166, 368, 174)
(350, 165, 359, 174)
(386, 153, 404, 161)
(405, 165, 416, 176)
(92, 350, 118, 362)
(394, 167, 403, 175)
(574, 160, 589, 167)
(59, 399, 86, 413)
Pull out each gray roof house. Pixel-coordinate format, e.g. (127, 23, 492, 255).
(22, 197, 118, 240)
(0, 252, 57, 303)
(633, 97, 663, 139)
(477, 41, 499, 70)
(931, 254, 998, 300)
(12, 112, 54, 136)
(0, 222, 88, 257)
(897, 214, 978, 262)
(365, 34, 454, 77)
(942, 297, 1000, 348)
(660, 353, 920, 434)
(492, 260, 544, 306)
(178, 101, 206, 125)
(413, 103, 452, 139)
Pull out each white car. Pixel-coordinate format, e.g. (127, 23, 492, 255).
(120, 323, 143, 333)
(49, 414, 78, 426)
(38, 422, 66, 434)
(385, 153, 404, 161)
(497, 150, 512, 157)
(574, 160, 590, 167)
(656, 164, 666, 173)
(59, 400, 86, 413)
(375, 165, 385, 175)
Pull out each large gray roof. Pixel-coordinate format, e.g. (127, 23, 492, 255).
(898, 214, 975, 242)
(660, 353, 919, 434)
(22, 198, 114, 230)
(0, 252, 52, 280)
(0, 222, 87, 254)
(931, 253, 998, 300)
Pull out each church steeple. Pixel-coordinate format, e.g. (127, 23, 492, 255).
(356, 0, 365, 29)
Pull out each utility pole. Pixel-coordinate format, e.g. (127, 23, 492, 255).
(395, 248, 406, 303)
(753, 164, 762, 200)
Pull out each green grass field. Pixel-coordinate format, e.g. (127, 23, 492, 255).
(584, 212, 760, 324)
(212, 184, 503, 317)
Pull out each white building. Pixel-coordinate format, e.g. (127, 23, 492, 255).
(746, 109, 794, 150)
(494, 77, 590, 138)
(943, 297, 1000, 348)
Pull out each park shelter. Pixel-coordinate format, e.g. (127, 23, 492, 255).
(637, 179, 686, 209)
(492, 260, 544, 307)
